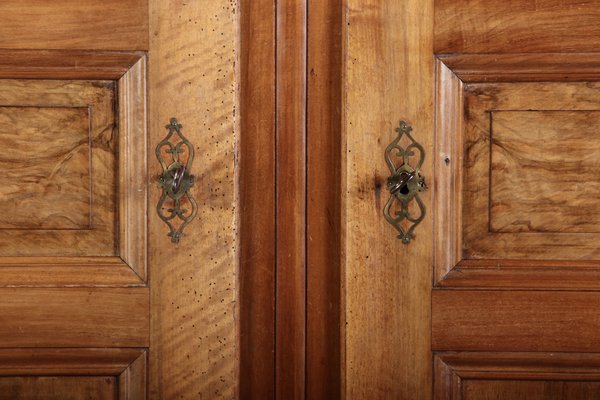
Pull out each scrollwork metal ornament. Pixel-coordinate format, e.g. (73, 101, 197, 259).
(156, 118, 198, 243)
(383, 121, 427, 244)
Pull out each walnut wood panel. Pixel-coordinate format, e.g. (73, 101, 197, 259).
(239, 0, 276, 398)
(0, 50, 144, 80)
(0, 79, 116, 257)
(435, 60, 600, 289)
(0, 59, 147, 287)
(0, 348, 146, 398)
(463, 81, 600, 260)
(0, 377, 117, 400)
(0, 106, 91, 230)
(0, 288, 148, 348)
(275, 0, 307, 398)
(435, 352, 600, 400)
(344, 0, 433, 398)
(306, 0, 343, 398)
(490, 110, 600, 234)
(0, 0, 148, 51)
(432, 290, 600, 352)
(434, 0, 600, 54)
(148, 0, 238, 398)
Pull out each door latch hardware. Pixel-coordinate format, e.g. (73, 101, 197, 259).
(383, 121, 427, 244)
(156, 118, 198, 243)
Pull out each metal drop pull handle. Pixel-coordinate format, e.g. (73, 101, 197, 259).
(383, 121, 427, 244)
(156, 118, 198, 243)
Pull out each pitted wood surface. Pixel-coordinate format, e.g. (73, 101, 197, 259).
(149, 0, 238, 398)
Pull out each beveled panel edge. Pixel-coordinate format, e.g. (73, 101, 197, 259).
(0, 50, 145, 80)
(0, 348, 145, 376)
(434, 59, 464, 285)
(435, 351, 600, 380)
(438, 259, 600, 290)
(0, 257, 144, 287)
(118, 57, 148, 282)
(434, 352, 600, 400)
(437, 53, 600, 83)
(118, 350, 147, 399)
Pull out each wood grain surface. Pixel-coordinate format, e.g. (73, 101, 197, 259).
(0, 79, 117, 257)
(344, 0, 434, 398)
(0, 288, 148, 348)
(0, 377, 116, 400)
(0, 50, 143, 80)
(432, 290, 600, 352)
(435, 0, 600, 53)
(239, 0, 276, 398)
(0, 348, 144, 375)
(275, 1, 307, 398)
(462, 81, 600, 260)
(148, 0, 238, 398)
(0, 348, 146, 398)
(118, 58, 148, 281)
(306, 0, 343, 398)
(0, 106, 91, 230)
(434, 60, 464, 285)
(439, 53, 600, 83)
(0, 0, 148, 51)
(435, 61, 600, 290)
(490, 110, 600, 234)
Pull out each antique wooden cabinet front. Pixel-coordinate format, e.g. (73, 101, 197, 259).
(0, 1, 238, 399)
(344, 0, 600, 399)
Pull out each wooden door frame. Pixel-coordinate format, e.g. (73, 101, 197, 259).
(239, 0, 343, 398)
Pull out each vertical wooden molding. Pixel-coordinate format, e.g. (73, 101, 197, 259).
(118, 57, 148, 282)
(306, 0, 343, 398)
(275, 0, 308, 399)
(239, 0, 277, 398)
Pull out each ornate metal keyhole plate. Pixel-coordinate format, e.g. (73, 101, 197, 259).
(383, 121, 427, 244)
(156, 118, 198, 243)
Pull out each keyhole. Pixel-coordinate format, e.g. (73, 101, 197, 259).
(399, 184, 410, 195)
(171, 165, 186, 193)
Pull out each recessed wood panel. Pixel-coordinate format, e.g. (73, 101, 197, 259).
(435, 352, 600, 400)
(0, 377, 116, 400)
(0, 79, 116, 257)
(0, 348, 146, 398)
(463, 380, 600, 400)
(0, 106, 91, 230)
(490, 110, 600, 234)
(462, 81, 600, 261)
(0, 0, 148, 51)
(435, 58, 600, 290)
